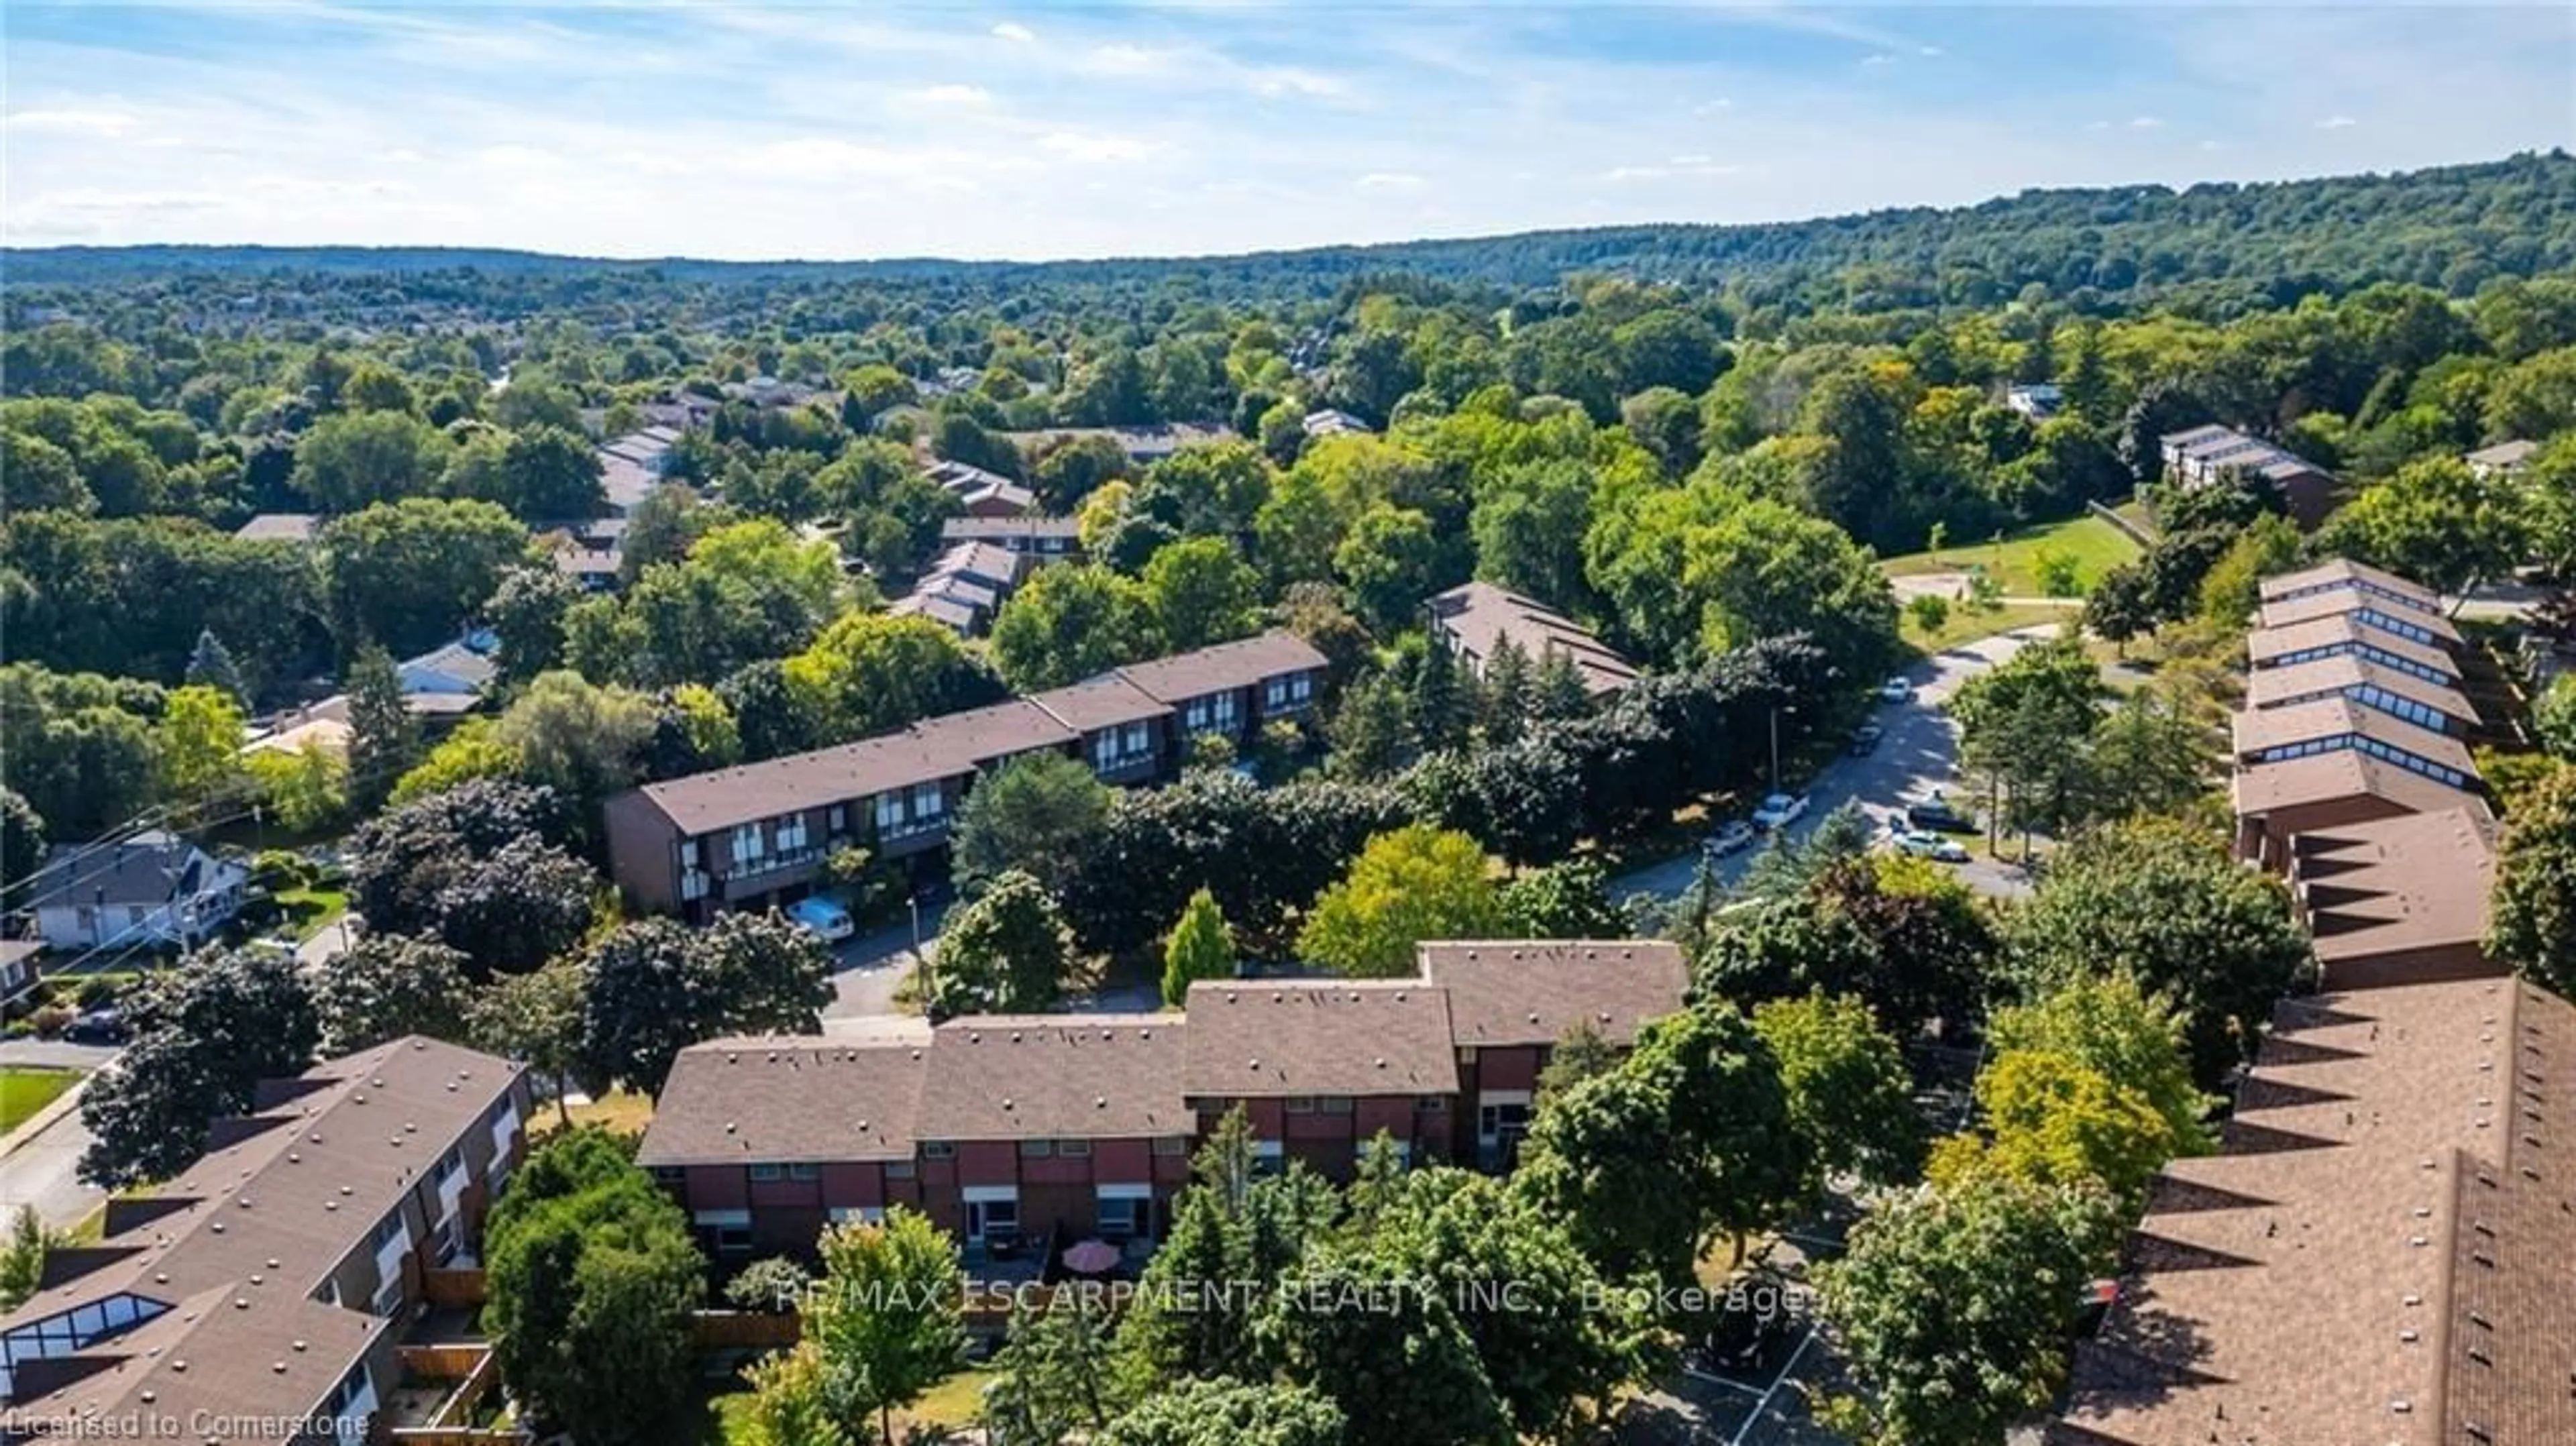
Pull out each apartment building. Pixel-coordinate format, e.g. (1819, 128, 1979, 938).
(636, 940, 1690, 1266)
(2245, 613, 2461, 686)
(602, 632, 1328, 920)
(2243, 653, 2480, 737)
(2287, 808, 2500, 992)
(0, 1038, 531, 1445)
(2257, 556, 2446, 618)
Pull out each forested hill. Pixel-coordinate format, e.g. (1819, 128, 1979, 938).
(9, 152, 2575, 313)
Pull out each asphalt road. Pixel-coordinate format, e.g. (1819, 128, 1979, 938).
(1613, 624, 2062, 905)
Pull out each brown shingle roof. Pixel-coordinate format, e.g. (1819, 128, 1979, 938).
(1112, 631, 1326, 706)
(637, 1036, 926, 1166)
(2245, 654, 2480, 729)
(2257, 586, 2465, 644)
(0, 1038, 519, 1429)
(633, 699, 1075, 836)
(915, 1015, 1189, 1142)
(2249, 615, 2459, 679)
(1417, 940, 1688, 1049)
(7, 1286, 382, 1443)
(2053, 979, 2576, 1446)
(2229, 698, 2477, 778)
(1427, 581, 1640, 696)
(2259, 557, 2445, 612)
(1183, 980, 1459, 1098)
(230, 512, 321, 543)
(2231, 748, 2487, 822)
(2290, 808, 2500, 968)
(1027, 674, 1171, 735)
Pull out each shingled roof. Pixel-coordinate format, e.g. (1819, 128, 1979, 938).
(1112, 630, 1326, 705)
(2049, 978, 2576, 1446)
(2248, 614, 2461, 680)
(2290, 808, 2501, 977)
(636, 1036, 926, 1166)
(2260, 557, 2445, 614)
(916, 1016, 1189, 1143)
(1417, 940, 1688, 1049)
(1183, 981, 1460, 1098)
(2244, 655, 2481, 732)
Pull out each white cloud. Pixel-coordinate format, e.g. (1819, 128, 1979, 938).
(1248, 67, 1344, 99)
(1039, 129, 1161, 164)
(991, 21, 1034, 43)
(2129, 115, 2164, 129)
(2317, 114, 2359, 129)
(1860, 53, 1896, 68)
(1356, 171, 1424, 190)
(7, 107, 144, 137)
(1693, 97, 1734, 114)
(1919, 46, 1943, 58)
(912, 85, 994, 107)
(1085, 44, 1169, 75)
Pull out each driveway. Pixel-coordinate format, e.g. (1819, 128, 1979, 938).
(1615, 624, 2062, 905)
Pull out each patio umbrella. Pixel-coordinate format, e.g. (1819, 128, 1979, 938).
(1062, 1238, 1120, 1274)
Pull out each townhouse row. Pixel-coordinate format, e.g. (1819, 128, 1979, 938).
(2227, 558, 2496, 884)
(0, 1038, 533, 1444)
(604, 630, 1328, 921)
(635, 940, 1690, 1266)
(2050, 556, 2571, 1445)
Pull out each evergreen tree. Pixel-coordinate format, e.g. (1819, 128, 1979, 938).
(1479, 634, 1533, 743)
(1326, 672, 1413, 781)
(1407, 643, 1470, 751)
(1530, 645, 1592, 720)
(1161, 887, 1236, 1007)
(345, 644, 419, 811)
(184, 628, 248, 706)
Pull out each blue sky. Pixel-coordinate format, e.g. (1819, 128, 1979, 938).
(5, 3, 2571, 261)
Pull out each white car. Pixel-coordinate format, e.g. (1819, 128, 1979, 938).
(1879, 675, 1916, 703)
(787, 896, 855, 943)
(1751, 792, 1809, 830)
(1890, 828, 1970, 863)
(1703, 820, 1758, 857)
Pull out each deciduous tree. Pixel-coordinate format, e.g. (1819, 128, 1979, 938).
(930, 869, 1078, 1015)
(1297, 824, 1505, 978)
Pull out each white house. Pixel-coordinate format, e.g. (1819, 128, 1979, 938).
(21, 832, 249, 952)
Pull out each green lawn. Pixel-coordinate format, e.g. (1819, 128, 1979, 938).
(1879, 514, 2143, 598)
(273, 886, 348, 943)
(0, 1068, 82, 1135)
(1900, 600, 2081, 656)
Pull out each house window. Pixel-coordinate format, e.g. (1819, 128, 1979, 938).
(912, 782, 945, 818)
(1093, 732, 1120, 769)
(436, 1148, 464, 1183)
(1152, 1137, 1189, 1156)
(1097, 1195, 1146, 1240)
(371, 1276, 406, 1319)
(789, 1162, 821, 1182)
(749, 1163, 784, 1184)
(371, 1214, 408, 1251)
(1285, 1096, 1318, 1115)
(715, 1224, 753, 1254)
(827, 805, 846, 833)
(650, 1166, 685, 1186)
(1415, 1095, 1447, 1113)
(1184, 700, 1210, 730)
(1122, 722, 1150, 755)
(680, 838, 700, 867)
(730, 824, 765, 866)
(1020, 1139, 1055, 1158)
(1058, 1139, 1092, 1158)
(875, 791, 904, 832)
(885, 1160, 917, 1180)
(1478, 1101, 1532, 1144)
(923, 1142, 957, 1160)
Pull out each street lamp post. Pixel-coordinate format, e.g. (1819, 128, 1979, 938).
(1768, 703, 1798, 798)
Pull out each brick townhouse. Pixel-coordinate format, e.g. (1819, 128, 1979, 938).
(603, 631, 1327, 920)
(0, 1038, 531, 1445)
(637, 940, 1689, 1265)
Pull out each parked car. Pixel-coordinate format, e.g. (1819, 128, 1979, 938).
(1879, 675, 1916, 703)
(1751, 792, 1810, 830)
(1890, 827, 1970, 863)
(1703, 820, 1758, 857)
(787, 896, 856, 944)
(63, 1009, 128, 1045)
(1906, 792, 1976, 834)
(1848, 722, 1884, 755)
